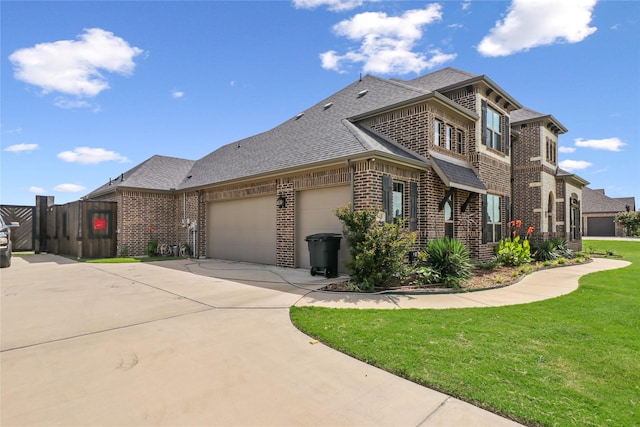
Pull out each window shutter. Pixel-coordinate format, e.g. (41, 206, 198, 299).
(382, 175, 393, 223)
(409, 181, 418, 232)
(481, 99, 487, 146)
(504, 115, 510, 155)
(481, 193, 488, 244)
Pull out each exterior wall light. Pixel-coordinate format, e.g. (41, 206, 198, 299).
(276, 193, 287, 209)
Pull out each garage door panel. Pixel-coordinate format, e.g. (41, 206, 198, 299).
(587, 216, 615, 237)
(296, 186, 351, 272)
(208, 196, 276, 265)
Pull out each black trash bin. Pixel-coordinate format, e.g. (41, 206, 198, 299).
(305, 233, 342, 278)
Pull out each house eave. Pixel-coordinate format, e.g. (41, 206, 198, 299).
(348, 91, 479, 123)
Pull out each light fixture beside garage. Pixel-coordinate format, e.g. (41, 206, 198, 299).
(276, 193, 287, 209)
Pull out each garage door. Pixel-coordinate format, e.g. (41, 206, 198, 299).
(587, 216, 615, 236)
(296, 186, 351, 272)
(208, 196, 276, 265)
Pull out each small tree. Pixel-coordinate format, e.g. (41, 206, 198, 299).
(615, 211, 640, 237)
(335, 205, 416, 291)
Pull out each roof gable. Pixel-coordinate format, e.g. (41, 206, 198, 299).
(583, 187, 633, 213)
(85, 155, 195, 198)
(180, 75, 430, 189)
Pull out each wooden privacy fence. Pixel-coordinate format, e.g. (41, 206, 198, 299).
(34, 197, 117, 259)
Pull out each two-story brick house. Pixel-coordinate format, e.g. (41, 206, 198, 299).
(510, 107, 589, 249)
(85, 67, 587, 267)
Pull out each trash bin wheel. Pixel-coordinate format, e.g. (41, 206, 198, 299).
(310, 267, 316, 276)
(324, 267, 332, 279)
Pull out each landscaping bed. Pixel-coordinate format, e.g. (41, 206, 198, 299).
(320, 257, 593, 293)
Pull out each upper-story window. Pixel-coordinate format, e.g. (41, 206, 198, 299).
(434, 120, 442, 147)
(456, 130, 463, 154)
(546, 137, 557, 164)
(485, 106, 502, 151)
(445, 125, 453, 150)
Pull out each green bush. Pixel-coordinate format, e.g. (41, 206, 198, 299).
(495, 235, 532, 266)
(615, 210, 640, 236)
(411, 265, 442, 287)
(531, 239, 559, 261)
(421, 237, 472, 289)
(335, 205, 416, 291)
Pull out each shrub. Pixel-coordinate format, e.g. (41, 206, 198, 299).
(421, 237, 472, 289)
(615, 210, 640, 236)
(495, 235, 532, 266)
(411, 266, 442, 287)
(531, 239, 559, 261)
(335, 205, 416, 291)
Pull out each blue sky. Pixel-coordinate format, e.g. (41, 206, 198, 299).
(2, 0, 639, 207)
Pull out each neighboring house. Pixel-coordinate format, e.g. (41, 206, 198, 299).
(85, 67, 588, 266)
(510, 108, 589, 249)
(582, 187, 636, 237)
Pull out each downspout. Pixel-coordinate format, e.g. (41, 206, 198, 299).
(347, 159, 354, 210)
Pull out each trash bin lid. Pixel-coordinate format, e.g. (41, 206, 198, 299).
(305, 233, 342, 241)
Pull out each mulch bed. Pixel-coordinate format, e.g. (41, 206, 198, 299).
(320, 258, 593, 294)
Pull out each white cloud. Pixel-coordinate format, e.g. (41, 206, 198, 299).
(54, 98, 99, 111)
(559, 159, 593, 172)
(477, 0, 597, 57)
(57, 147, 129, 164)
(28, 186, 46, 194)
(574, 137, 626, 152)
(320, 5, 456, 75)
(292, 0, 365, 12)
(558, 146, 576, 153)
(4, 143, 39, 153)
(9, 28, 143, 98)
(54, 184, 86, 193)
(171, 89, 184, 99)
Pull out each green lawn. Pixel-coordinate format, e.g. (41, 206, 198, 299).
(290, 240, 640, 426)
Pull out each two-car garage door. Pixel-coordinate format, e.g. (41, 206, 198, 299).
(207, 185, 351, 269)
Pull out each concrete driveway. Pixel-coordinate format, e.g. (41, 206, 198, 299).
(1, 254, 522, 427)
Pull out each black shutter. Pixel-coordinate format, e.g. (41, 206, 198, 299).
(481, 193, 488, 244)
(409, 181, 418, 232)
(481, 99, 487, 146)
(504, 115, 510, 155)
(382, 175, 393, 223)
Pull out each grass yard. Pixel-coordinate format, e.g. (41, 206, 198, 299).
(290, 240, 640, 426)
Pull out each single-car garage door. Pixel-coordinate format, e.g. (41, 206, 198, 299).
(296, 185, 351, 272)
(587, 216, 615, 237)
(207, 196, 276, 265)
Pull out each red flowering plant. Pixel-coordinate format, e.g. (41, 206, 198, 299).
(496, 219, 533, 266)
(147, 226, 158, 256)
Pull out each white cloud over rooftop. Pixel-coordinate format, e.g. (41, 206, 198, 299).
(57, 147, 129, 165)
(9, 28, 143, 98)
(574, 137, 626, 152)
(477, 0, 597, 57)
(292, 0, 366, 12)
(320, 4, 456, 75)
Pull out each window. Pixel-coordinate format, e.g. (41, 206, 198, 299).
(444, 191, 454, 238)
(483, 194, 502, 243)
(570, 196, 580, 241)
(445, 125, 452, 150)
(456, 130, 463, 154)
(393, 182, 404, 220)
(485, 107, 502, 151)
(434, 120, 442, 146)
(546, 137, 557, 164)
